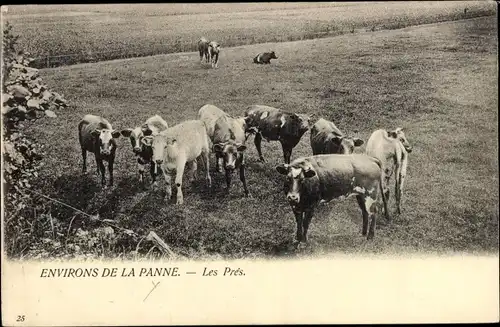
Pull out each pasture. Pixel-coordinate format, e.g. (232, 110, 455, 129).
(20, 15, 499, 260)
(4, 2, 495, 68)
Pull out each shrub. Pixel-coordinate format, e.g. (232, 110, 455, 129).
(2, 22, 68, 257)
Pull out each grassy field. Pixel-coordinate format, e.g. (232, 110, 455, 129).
(4, 2, 495, 68)
(19, 15, 499, 260)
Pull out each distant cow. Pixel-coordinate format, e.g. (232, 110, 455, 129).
(198, 37, 210, 64)
(276, 154, 389, 244)
(213, 114, 250, 196)
(365, 128, 412, 215)
(120, 115, 169, 184)
(147, 120, 211, 205)
(310, 118, 364, 155)
(253, 51, 278, 64)
(78, 114, 121, 188)
(208, 41, 221, 68)
(244, 105, 310, 164)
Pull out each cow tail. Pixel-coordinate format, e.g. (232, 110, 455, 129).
(373, 157, 390, 221)
(77, 120, 85, 148)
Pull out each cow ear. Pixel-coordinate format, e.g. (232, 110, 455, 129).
(331, 135, 344, 144)
(276, 164, 289, 175)
(91, 129, 101, 137)
(303, 168, 316, 178)
(121, 129, 133, 137)
(213, 143, 224, 153)
(388, 130, 398, 138)
(111, 130, 121, 138)
(142, 128, 153, 136)
(353, 138, 364, 147)
(142, 136, 153, 147)
(236, 144, 247, 152)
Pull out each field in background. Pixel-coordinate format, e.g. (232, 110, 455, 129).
(20, 16, 498, 260)
(3, 2, 495, 68)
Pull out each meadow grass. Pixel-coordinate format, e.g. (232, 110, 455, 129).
(19, 16, 499, 259)
(4, 2, 495, 68)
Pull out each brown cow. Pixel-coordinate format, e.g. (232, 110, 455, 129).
(276, 154, 389, 244)
(253, 51, 278, 64)
(78, 114, 121, 188)
(244, 105, 310, 164)
(198, 37, 210, 64)
(310, 118, 363, 155)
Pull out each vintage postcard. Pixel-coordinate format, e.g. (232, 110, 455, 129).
(1, 2, 499, 326)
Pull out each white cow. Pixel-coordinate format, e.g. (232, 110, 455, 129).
(147, 120, 211, 205)
(365, 128, 413, 215)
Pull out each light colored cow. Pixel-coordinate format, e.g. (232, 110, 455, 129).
(197, 104, 229, 142)
(147, 120, 211, 205)
(78, 114, 121, 188)
(208, 41, 220, 68)
(121, 115, 169, 184)
(213, 114, 249, 196)
(310, 118, 364, 155)
(276, 154, 389, 244)
(365, 128, 412, 215)
(198, 37, 210, 64)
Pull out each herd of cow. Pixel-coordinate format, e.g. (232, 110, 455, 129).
(197, 37, 278, 68)
(77, 99, 412, 245)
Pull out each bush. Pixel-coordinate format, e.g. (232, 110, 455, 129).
(2, 22, 68, 257)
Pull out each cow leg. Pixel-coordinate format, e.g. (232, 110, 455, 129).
(302, 208, 314, 243)
(293, 208, 304, 243)
(137, 159, 145, 183)
(215, 152, 223, 173)
(107, 159, 114, 187)
(397, 155, 408, 215)
(239, 155, 250, 197)
(188, 160, 198, 182)
(225, 168, 232, 193)
(96, 157, 106, 187)
(281, 142, 293, 164)
(174, 157, 187, 205)
(201, 149, 212, 189)
(254, 133, 265, 162)
(356, 195, 369, 236)
(364, 195, 378, 240)
(150, 162, 157, 185)
(162, 166, 172, 202)
(394, 161, 401, 215)
(81, 148, 87, 173)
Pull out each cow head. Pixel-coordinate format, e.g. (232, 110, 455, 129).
(121, 125, 153, 154)
(213, 141, 246, 171)
(276, 161, 316, 205)
(270, 51, 278, 59)
(149, 134, 175, 165)
(91, 128, 120, 156)
(388, 127, 412, 153)
(329, 134, 364, 154)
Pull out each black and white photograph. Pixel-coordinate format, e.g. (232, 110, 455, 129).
(1, 2, 499, 325)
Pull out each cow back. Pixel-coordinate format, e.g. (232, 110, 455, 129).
(198, 104, 228, 141)
(162, 120, 208, 162)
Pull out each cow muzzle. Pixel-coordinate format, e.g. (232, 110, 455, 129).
(101, 149, 111, 156)
(225, 164, 235, 171)
(287, 193, 300, 204)
(405, 146, 413, 153)
(155, 159, 163, 165)
(133, 146, 142, 154)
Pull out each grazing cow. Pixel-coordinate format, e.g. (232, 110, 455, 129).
(146, 120, 211, 205)
(213, 115, 249, 196)
(253, 51, 278, 64)
(276, 154, 389, 244)
(365, 128, 412, 215)
(120, 115, 169, 184)
(208, 41, 220, 68)
(78, 114, 121, 188)
(310, 118, 364, 155)
(198, 37, 210, 64)
(244, 105, 310, 164)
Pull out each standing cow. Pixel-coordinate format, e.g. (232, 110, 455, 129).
(208, 41, 221, 68)
(276, 154, 389, 245)
(120, 115, 169, 185)
(78, 114, 121, 188)
(310, 118, 364, 155)
(365, 128, 412, 215)
(244, 105, 310, 164)
(253, 51, 278, 64)
(198, 37, 210, 64)
(147, 120, 211, 205)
